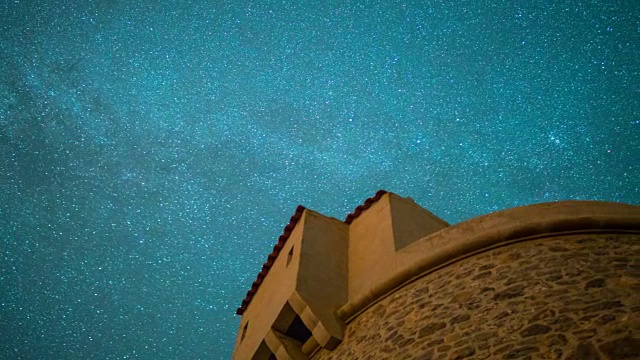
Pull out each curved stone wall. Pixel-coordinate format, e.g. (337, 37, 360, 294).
(313, 233, 640, 360)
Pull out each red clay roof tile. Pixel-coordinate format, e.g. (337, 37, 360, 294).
(344, 190, 388, 224)
(236, 205, 305, 315)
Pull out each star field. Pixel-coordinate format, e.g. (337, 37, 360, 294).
(1, 1, 639, 358)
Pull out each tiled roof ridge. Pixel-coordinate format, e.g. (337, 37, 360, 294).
(236, 190, 389, 315)
(236, 205, 306, 315)
(344, 189, 389, 224)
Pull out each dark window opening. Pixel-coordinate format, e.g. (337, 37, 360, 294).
(285, 315, 312, 344)
(241, 322, 248, 342)
(286, 246, 294, 266)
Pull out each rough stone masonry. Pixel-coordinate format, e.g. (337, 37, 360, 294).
(313, 234, 639, 360)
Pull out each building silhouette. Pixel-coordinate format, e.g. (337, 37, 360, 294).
(233, 191, 640, 359)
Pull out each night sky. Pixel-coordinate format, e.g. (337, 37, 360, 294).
(1, 0, 638, 359)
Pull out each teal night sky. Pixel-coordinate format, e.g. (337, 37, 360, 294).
(1, 1, 638, 358)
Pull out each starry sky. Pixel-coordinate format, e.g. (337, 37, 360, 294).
(1, 0, 638, 358)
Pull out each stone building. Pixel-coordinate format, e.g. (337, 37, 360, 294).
(232, 190, 640, 359)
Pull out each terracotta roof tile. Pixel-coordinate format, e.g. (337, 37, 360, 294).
(236, 205, 305, 315)
(344, 190, 388, 224)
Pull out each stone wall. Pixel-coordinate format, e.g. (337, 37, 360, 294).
(313, 233, 640, 360)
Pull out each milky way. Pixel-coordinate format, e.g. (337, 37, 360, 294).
(1, 1, 638, 358)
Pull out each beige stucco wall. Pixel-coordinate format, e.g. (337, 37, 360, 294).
(313, 232, 640, 359)
(295, 211, 349, 347)
(347, 193, 449, 308)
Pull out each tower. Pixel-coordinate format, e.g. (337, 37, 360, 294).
(233, 191, 640, 359)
